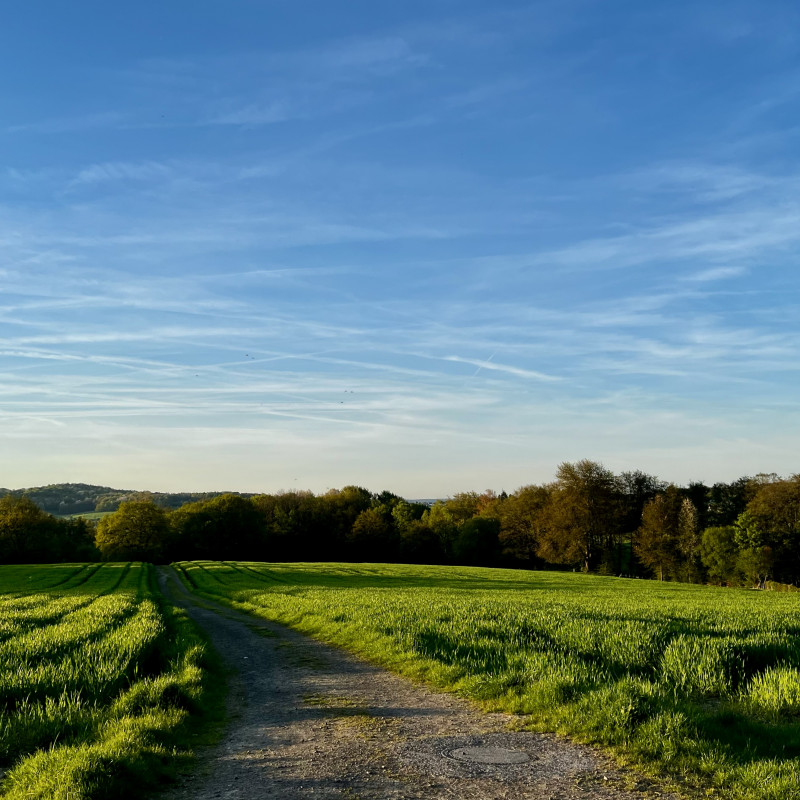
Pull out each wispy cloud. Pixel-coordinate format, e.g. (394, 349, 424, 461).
(538, 205, 800, 271)
(6, 111, 127, 135)
(4, 33, 429, 138)
(70, 160, 173, 186)
(683, 266, 747, 282)
(441, 355, 561, 382)
(622, 161, 778, 202)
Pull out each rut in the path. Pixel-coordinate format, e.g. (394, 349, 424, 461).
(158, 567, 675, 800)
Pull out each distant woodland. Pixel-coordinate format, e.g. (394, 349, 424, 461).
(1, 461, 799, 588)
(0, 483, 242, 515)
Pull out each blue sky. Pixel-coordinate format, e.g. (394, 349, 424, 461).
(2, 0, 799, 495)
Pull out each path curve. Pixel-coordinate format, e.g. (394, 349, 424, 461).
(158, 567, 675, 800)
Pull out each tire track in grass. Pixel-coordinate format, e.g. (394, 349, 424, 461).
(47, 564, 92, 589)
(0, 565, 138, 651)
(224, 562, 288, 585)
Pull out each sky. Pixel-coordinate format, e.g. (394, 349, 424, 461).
(1, 0, 800, 496)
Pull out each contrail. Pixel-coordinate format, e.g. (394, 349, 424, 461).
(471, 350, 496, 377)
(466, 350, 496, 383)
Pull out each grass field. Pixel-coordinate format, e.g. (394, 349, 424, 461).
(60, 511, 113, 521)
(0, 563, 221, 800)
(175, 561, 800, 800)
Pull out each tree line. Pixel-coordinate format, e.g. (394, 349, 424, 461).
(2, 460, 799, 587)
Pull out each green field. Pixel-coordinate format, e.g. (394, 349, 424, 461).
(175, 561, 800, 800)
(0, 563, 219, 800)
(4, 561, 799, 800)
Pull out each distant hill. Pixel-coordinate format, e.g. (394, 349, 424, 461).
(0, 483, 249, 516)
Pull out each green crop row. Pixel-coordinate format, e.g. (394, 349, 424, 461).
(175, 560, 800, 800)
(0, 563, 221, 799)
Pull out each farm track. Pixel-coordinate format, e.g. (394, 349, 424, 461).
(158, 567, 676, 800)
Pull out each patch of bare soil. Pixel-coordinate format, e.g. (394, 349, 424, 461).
(158, 567, 676, 800)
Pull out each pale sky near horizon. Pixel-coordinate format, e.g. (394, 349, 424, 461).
(2, 0, 799, 496)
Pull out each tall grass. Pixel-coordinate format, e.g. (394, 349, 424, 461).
(0, 563, 221, 799)
(176, 561, 800, 800)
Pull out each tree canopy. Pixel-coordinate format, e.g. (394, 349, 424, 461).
(5, 465, 800, 588)
(0, 496, 96, 563)
(95, 498, 170, 562)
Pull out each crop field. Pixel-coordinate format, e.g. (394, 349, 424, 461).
(61, 511, 114, 521)
(0, 563, 217, 800)
(175, 561, 800, 800)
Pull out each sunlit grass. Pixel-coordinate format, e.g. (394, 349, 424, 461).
(176, 560, 800, 800)
(0, 563, 222, 799)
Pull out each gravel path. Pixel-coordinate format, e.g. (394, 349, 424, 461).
(158, 567, 676, 800)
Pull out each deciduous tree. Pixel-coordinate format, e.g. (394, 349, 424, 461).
(737, 476, 800, 583)
(348, 507, 397, 561)
(699, 526, 739, 585)
(636, 487, 699, 581)
(0, 496, 57, 562)
(495, 484, 551, 564)
(538, 460, 621, 571)
(95, 498, 170, 562)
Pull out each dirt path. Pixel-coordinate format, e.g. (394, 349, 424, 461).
(158, 567, 676, 800)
